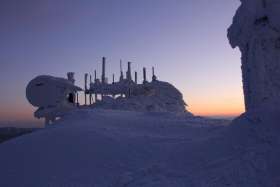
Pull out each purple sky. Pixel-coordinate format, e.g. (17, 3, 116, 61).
(0, 0, 242, 124)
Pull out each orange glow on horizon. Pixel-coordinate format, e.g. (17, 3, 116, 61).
(189, 106, 244, 117)
(0, 92, 246, 121)
(0, 106, 35, 122)
(185, 91, 245, 117)
(1, 105, 244, 121)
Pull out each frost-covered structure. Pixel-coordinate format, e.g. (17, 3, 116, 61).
(26, 73, 82, 125)
(228, 0, 280, 112)
(84, 57, 192, 115)
(94, 80, 191, 114)
(26, 58, 192, 125)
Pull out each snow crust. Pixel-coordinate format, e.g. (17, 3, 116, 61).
(228, 0, 280, 111)
(0, 109, 279, 187)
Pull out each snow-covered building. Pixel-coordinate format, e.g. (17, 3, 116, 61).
(228, 0, 280, 112)
(85, 57, 148, 101)
(84, 57, 191, 115)
(26, 57, 192, 125)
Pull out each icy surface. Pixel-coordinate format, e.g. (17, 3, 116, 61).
(0, 109, 279, 186)
(228, 0, 280, 111)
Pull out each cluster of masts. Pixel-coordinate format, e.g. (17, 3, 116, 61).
(83, 57, 157, 105)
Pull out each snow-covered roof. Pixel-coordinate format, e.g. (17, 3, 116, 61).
(93, 80, 192, 115)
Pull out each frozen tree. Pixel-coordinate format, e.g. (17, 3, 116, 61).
(228, 0, 280, 112)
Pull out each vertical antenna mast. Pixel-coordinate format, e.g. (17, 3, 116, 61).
(127, 62, 132, 80)
(120, 59, 124, 81)
(89, 75, 92, 105)
(84, 73, 88, 105)
(94, 70, 97, 81)
(94, 70, 97, 102)
(152, 66, 157, 81)
(102, 57, 106, 84)
(135, 71, 138, 84)
(76, 92, 79, 106)
(143, 67, 147, 83)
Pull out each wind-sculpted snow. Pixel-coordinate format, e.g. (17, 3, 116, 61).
(0, 109, 279, 186)
(228, 0, 280, 111)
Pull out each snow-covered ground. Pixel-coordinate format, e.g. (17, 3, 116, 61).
(0, 109, 279, 187)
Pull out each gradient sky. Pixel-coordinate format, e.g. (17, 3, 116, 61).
(0, 0, 243, 123)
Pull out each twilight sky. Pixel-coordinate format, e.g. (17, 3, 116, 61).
(0, 0, 242, 123)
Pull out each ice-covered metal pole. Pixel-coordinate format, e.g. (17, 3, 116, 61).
(120, 60, 124, 82)
(84, 73, 88, 105)
(143, 67, 147, 84)
(102, 57, 106, 84)
(67, 72, 76, 105)
(135, 71, 138, 84)
(89, 75, 92, 105)
(126, 62, 132, 81)
(76, 92, 79, 106)
(94, 70, 97, 102)
(152, 67, 157, 81)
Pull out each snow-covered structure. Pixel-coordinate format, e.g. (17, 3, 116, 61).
(94, 81, 191, 114)
(26, 58, 192, 124)
(225, 3, 280, 185)
(85, 57, 191, 115)
(228, 0, 280, 112)
(26, 73, 82, 125)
